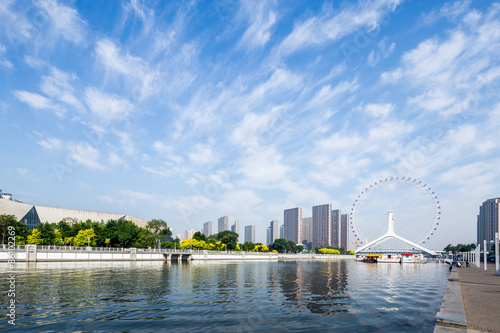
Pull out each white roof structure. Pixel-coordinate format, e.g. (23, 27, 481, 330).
(0, 198, 147, 229)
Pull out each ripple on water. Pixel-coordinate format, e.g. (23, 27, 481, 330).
(0, 260, 449, 332)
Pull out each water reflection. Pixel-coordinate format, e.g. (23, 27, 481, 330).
(0, 260, 449, 333)
(277, 260, 350, 314)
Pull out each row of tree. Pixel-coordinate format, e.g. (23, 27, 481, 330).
(163, 231, 304, 253)
(0, 214, 171, 248)
(443, 243, 477, 254)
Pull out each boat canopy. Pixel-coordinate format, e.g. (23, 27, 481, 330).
(365, 254, 382, 257)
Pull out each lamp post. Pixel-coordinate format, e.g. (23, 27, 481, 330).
(88, 237, 90, 247)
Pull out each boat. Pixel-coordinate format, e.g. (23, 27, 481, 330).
(401, 253, 427, 263)
(362, 254, 382, 263)
(377, 254, 402, 263)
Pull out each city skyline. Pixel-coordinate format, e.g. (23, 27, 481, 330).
(1, 1, 499, 248)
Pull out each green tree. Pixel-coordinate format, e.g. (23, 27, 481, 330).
(215, 230, 239, 250)
(269, 238, 289, 253)
(0, 214, 19, 244)
(147, 219, 171, 236)
(27, 229, 44, 245)
(241, 241, 255, 251)
(55, 219, 74, 238)
(193, 231, 206, 242)
(135, 228, 156, 248)
(54, 230, 64, 245)
(116, 220, 140, 247)
(37, 222, 56, 245)
(74, 229, 96, 247)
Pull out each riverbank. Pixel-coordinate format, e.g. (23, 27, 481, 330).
(434, 264, 500, 333)
(0, 245, 355, 262)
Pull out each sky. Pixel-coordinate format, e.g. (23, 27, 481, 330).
(1, 0, 499, 249)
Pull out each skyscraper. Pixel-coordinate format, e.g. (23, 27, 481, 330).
(218, 216, 228, 233)
(477, 198, 500, 251)
(280, 225, 284, 239)
(203, 221, 212, 238)
(331, 209, 341, 248)
(284, 207, 302, 244)
(266, 227, 271, 246)
(341, 214, 349, 250)
(245, 225, 256, 243)
(301, 217, 313, 245)
(231, 219, 241, 242)
(269, 220, 279, 244)
(185, 228, 196, 240)
(313, 204, 331, 248)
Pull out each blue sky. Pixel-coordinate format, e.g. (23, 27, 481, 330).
(1, 0, 499, 249)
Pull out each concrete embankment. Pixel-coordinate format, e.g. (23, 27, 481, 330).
(0, 245, 355, 262)
(434, 266, 467, 332)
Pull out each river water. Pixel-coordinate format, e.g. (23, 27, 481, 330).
(1, 260, 449, 332)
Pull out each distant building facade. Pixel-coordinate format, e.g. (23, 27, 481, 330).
(313, 204, 331, 248)
(245, 225, 255, 243)
(477, 198, 500, 251)
(231, 219, 241, 242)
(203, 221, 212, 238)
(218, 216, 228, 233)
(0, 193, 147, 230)
(279, 225, 284, 239)
(269, 220, 279, 244)
(284, 207, 302, 244)
(340, 214, 349, 250)
(266, 227, 271, 246)
(185, 229, 196, 240)
(301, 217, 312, 244)
(331, 209, 341, 248)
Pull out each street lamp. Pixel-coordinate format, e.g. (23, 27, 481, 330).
(88, 237, 90, 247)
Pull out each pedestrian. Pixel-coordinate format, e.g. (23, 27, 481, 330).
(466, 259, 470, 267)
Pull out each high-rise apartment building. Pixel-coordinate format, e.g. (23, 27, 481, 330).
(331, 209, 341, 248)
(340, 214, 349, 250)
(245, 225, 256, 243)
(477, 198, 500, 251)
(301, 217, 313, 245)
(231, 219, 241, 242)
(203, 221, 212, 238)
(284, 207, 302, 244)
(313, 204, 331, 248)
(185, 228, 196, 240)
(266, 227, 271, 245)
(218, 216, 228, 233)
(280, 225, 284, 239)
(269, 220, 279, 244)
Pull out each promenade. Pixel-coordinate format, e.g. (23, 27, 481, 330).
(435, 264, 500, 333)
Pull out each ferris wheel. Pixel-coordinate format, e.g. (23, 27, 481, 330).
(350, 177, 441, 252)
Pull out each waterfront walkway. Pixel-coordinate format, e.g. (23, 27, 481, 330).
(435, 264, 500, 333)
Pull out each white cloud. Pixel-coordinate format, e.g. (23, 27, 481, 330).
(113, 130, 136, 156)
(276, 0, 402, 56)
(364, 103, 394, 118)
(107, 152, 125, 167)
(238, 1, 277, 49)
(37, 137, 63, 151)
(238, 146, 289, 188)
(67, 142, 104, 170)
(34, 0, 87, 44)
(84, 87, 133, 123)
(13, 90, 63, 116)
(95, 38, 161, 99)
(188, 144, 219, 165)
(40, 67, 85, 113)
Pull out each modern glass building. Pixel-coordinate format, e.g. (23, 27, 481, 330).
(477, 198, 500, 251)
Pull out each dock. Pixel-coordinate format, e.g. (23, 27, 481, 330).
(435, 264, 500, 333)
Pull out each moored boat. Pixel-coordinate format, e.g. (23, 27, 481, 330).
(362, 254, 381, 263)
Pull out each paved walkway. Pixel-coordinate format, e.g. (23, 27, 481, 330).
(457, 264, 500, 333)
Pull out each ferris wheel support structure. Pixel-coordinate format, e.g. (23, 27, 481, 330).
(355, 212, 437, 255)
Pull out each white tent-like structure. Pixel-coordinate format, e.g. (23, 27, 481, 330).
(355, 212, 437, 256)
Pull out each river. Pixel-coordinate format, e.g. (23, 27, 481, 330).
(0, 259, 449, 332)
